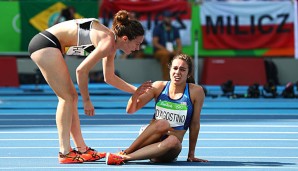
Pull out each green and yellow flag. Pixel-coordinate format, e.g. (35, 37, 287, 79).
(0, 1, 21, 52)
(29, 2, 83, 31)
(20, 0, 98, 51)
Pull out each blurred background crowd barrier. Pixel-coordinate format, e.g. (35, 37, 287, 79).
(0, 0, 297, 91)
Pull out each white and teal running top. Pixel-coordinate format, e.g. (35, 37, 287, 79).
(154, 81, 194, 130)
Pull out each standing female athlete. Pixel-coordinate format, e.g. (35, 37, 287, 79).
(105, 54, 208, 164)
(28, 10, 144, 164)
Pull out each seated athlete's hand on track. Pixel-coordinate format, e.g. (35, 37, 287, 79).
(187, 157, 208, 162)
(84, 100, 95, 116)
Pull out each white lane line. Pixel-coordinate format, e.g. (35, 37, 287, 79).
(0, 131, 297, 134)
(0, 124, 297, 127)
(0, 138, 297, 141)
(0, 156, 297, 159)
(0, 156, 298, 160)
(0, 118, 297, 121)
(0, 166, 297, 169)
(0, 146, 297, 149)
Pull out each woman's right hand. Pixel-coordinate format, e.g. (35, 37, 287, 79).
(84, 100, 95, 116)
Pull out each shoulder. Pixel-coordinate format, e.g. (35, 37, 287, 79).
(76, 18, 98, 24)
(189, 83, 205, 101)
(189, 83, 205, 95)
(102, 30, 115, 43)
(93, 27, 115, 51)
(151, 81, 167, 96)
(152, 81, 168, 90)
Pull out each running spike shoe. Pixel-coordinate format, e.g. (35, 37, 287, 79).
(82, 147, 106, 161)
(58, 149, 85, 164)
(106, 153, 125, 165)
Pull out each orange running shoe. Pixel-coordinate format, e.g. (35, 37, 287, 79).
(58, 149, 85, 164)
(106, 153, 124, 165)
(82, 147, 106, 161)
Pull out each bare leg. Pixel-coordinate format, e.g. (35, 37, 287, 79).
(125, 120, 171, 154)
(71, 105, 88, 152)
(124, 135, 182, 162)
(30, 48, 86, 154)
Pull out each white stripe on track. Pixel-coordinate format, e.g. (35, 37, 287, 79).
(0, 138, 297, 141)
(0, 156, 297, 159)
(0, 146, 297, 149)
(0, 166, 297, 169)
(0, 118, 297, 121)
(1, 112, 298, 115)
(0, 124, 298, 127)
(0, 131, 297, 134)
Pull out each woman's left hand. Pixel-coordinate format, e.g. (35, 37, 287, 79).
(187, 157, 208, 162)
(134, 81, 152, 97)
(84, 100, 95, 116)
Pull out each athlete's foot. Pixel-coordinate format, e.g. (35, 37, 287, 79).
(81, 146, 106, 161)
(58, 149, 85, 164)
(106, 153, 125, 165)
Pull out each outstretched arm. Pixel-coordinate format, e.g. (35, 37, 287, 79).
(76, 32, 116, 116)
(126, 81, 154, 114)
(102, 55, 137, 94)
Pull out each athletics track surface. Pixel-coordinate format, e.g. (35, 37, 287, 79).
(0, 84, 297, 171)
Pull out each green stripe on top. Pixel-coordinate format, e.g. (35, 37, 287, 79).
(156, 100, 187, 110)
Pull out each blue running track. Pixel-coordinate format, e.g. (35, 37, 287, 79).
(0, 84, 297, 171)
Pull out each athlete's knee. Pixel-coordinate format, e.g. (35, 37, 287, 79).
(67, 91, 78, 102)
(164, 135, 181, 149)
(154, 119, 170, 133)
(58, 91, 78, 103)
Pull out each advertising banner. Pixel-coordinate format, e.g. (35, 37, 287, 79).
(199, 1, 295, 57)
(1, 0, 295, 58)
(99, 0, 192, 47)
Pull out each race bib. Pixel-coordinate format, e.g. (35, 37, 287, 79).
(65, 45, 94, 56)
(155, 100, 187, 128)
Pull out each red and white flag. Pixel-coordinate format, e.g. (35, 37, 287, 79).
(99, 0, 192, 45)
(200, 1, 295, 50)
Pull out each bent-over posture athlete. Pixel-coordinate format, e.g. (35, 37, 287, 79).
(28, 10, 144, 164)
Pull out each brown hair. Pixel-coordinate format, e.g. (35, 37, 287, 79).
(112, 10, 144, 40)
(169, 54, 195, 83)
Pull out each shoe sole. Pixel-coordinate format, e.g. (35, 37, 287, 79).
(59, 159, 84, 164)
(59, 161, 84, 164)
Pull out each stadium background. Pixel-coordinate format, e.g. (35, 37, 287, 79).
(0, 0, 297, 87)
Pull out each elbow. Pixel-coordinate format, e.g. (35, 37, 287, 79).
(103, 76, 109, 84)
(76, 68, 81, 75)
(126, 107, 136, 114)
(103, 72, 114, 84)
(126, 102, 138, 114)
(126, 109, 134, 114)
(76, 68, 86, 77)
